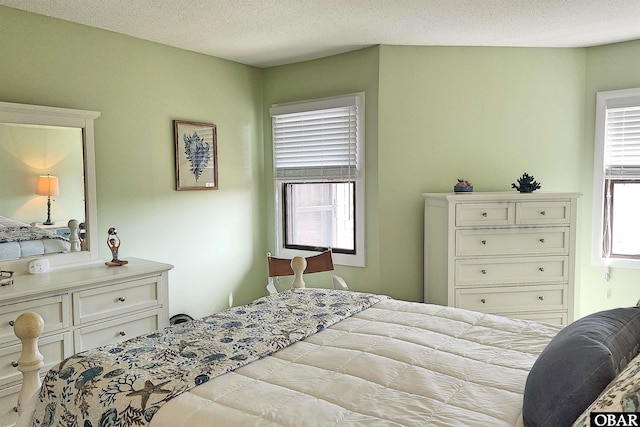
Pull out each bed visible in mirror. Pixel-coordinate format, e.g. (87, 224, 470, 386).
(0, 215, 82, 260)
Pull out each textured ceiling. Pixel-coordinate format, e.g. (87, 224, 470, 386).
(2, 0, 640, 68)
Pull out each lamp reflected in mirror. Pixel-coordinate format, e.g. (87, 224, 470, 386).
(36, 174, 60, 225)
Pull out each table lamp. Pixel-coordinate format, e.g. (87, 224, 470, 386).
(36, 174, 60, 225)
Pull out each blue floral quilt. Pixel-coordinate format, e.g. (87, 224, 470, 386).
(0, 226, 67, 244)
(32, 289, 388, 427)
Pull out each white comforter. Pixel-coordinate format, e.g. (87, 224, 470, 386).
(153, 300, 560, 427)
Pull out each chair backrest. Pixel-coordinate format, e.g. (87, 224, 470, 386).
(266, 250, 347, 295)
(267, 250, 335, 278)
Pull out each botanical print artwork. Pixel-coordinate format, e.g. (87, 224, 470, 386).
(183, 131, 210, 182)
(31, 289, 388, 427)
(174, 120, 218, 190)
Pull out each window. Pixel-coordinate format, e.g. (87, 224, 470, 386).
(270, 93, 365, 267)
(592, 88, 640, 268)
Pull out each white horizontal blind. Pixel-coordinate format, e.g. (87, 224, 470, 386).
(271, 98, 359, 181)
(605, 105, 640, 179)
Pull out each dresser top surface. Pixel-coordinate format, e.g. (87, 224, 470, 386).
(0, 257, 173, 303)
(423, 191, 582, 201)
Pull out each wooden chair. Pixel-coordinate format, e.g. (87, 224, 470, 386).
(266, 250, 348, 295)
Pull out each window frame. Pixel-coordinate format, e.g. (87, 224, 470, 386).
(282, 181, 356, 255)
(271, 93, 365, 267)
(592, 87, 640, 269)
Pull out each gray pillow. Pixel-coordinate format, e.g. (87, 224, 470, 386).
(523, 307, 640, 427)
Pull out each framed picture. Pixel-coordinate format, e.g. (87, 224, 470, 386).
(174, 120, 218, 191)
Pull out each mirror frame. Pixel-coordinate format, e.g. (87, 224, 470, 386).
(0, 101, 100, 273)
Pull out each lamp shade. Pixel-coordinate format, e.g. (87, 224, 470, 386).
(36, 175, 60, 197)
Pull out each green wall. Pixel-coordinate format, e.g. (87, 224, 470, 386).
(377, 46, 586, 302)
(262, 47, 382, 294)
(3, 4, 640, 320)
(262, 45, 588, 305)
(578, 40, 640, 316)
(0, 6, 266, 318)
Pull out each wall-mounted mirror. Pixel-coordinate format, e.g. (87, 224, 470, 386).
(0, 101, 100, 273)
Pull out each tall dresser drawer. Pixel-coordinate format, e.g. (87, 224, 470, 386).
(74, 309, 161, 352)
(508, 311, 568, 325)
(456, 227, 570, 256)
(0, 295, 70, 345)
(455, 202, 513, 226)
(455, 256, 569, 286)
(516, 201, 571, 225)
(73, 276, 161, 325)
(0, 333, 69, 388)
(456, 285, 566, 313)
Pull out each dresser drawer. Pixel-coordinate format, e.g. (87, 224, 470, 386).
(455, 256, 568, 286)
(456, 227, 570, 256)
(0, 295, 70, 345)
(455, 202, 514, 226)
(506, 311, 568, 325)
(0, 383, 20, 427)
(515, 201, 571, 225)
(0, 332, 69, 389)
(456, 285, 566, 313)
(73, 276, 161, 325)
(74, 309, 160, 352)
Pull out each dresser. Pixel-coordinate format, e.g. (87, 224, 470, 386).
(423, 192, 580, 325)
(0, 258, 172, 427)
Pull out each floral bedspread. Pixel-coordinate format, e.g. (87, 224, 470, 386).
(32, 289, 388, 427)
(0, 226, 67, 244)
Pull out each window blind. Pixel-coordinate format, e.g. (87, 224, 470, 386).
(605, 105, 640, 179)
(271, 101, 359, 181)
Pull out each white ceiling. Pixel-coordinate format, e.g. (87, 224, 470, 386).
(2, 0, 640, 68)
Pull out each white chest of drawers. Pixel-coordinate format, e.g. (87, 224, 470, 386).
(0, 258, 172, 427)
(423, 192, 580, 325)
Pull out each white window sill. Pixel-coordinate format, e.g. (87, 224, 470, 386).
(593, 256, 640, 270)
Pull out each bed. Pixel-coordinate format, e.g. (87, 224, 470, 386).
(0, 216, 71, 260)
(12, 282, 640, 426)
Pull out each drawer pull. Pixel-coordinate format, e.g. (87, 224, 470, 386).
(11, 361, 18, 368)
(538, 296, 545, 301)
(119, 331, 126, 336)
(540, 210, 546, 216)
(118, 296, 126, 302)
(8, 320, 14, 327)
(539, 238, 545, 243)
(481, 269, 487, 274)
(538, 267, 545, 272)
(481, 212, 488, 217)
(13, 406, 18, 413)
(481, 240, 487, 245)
(480, 298, 486, 303)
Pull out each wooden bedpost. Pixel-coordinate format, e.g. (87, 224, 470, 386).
(13, 312, 44, 415)
(68, 219, 80, 252)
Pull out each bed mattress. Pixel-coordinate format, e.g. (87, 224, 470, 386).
(0, 216, 70, 260)
(153, 299, 560, 427)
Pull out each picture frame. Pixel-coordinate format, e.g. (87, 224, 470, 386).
(174, 120, 218, 191)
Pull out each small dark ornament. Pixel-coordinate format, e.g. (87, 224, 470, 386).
(454, 179, 473, 193)
(512, 172, 541, 193)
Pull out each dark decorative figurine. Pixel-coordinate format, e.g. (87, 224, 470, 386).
(512, 172, 541, 193)
(454, 179, 473, 193)
(105, 227, 128, 267)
